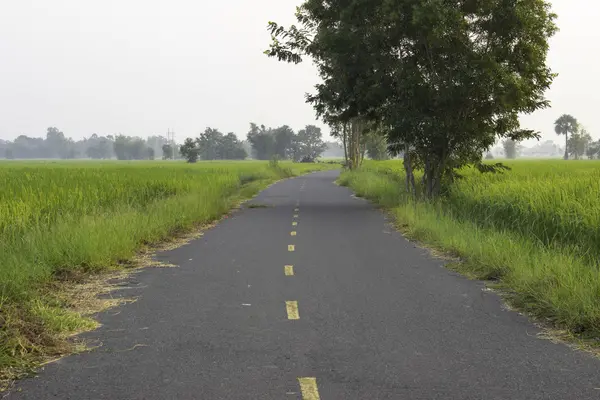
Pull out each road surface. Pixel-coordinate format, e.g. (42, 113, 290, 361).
(9, 170, 600, 399)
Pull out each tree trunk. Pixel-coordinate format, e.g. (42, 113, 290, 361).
(423, 155, 445, 200)
(403, 143, 416, 196)
(342, 123, 348, 168)
(347, 122, 354, 170)
(352, 120, 359, 169)
(424, 156, 433, 199)
(348, 119, 362, 170)
(564, 133, 569, 160)
(360, 138, 367, 163)
(431, 162, 443, 198)
(355, 119, 364, 168)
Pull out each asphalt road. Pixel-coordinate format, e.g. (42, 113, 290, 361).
(9, 170, 600, 399)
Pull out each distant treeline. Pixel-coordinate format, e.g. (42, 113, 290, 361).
(0, 127, 178, 160)
(0, 125, 344, 161)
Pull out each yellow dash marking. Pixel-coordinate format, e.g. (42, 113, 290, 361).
(286, 301, 300, 319)
(294, 214, 299, 218)
(292, 222, 298, 226)
(288, 245, 295, 252)
(298, 377, 320, 399)
(291, 231, 297, 236)
(285, 265, 294, 276)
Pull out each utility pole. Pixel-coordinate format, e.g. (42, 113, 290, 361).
(167, 129, 176, 160)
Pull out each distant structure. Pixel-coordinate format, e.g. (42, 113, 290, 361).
(166, 129, 176, 160)
(520, 140, 561, 158)
(489, 139, 561, 159)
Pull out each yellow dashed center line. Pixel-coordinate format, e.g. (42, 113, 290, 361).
(298, 377, 320, 399)
(286, 301, 300, 319)
(285, 200, 317, 395)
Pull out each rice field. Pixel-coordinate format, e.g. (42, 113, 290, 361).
(0, 159, 332, 377)
(362, 159, 600, 262)
(340, 159, 600, 339)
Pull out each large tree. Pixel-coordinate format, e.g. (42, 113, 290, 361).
(197, 127, 224, 160)
(266, 0, 557, 198)
(292, 125, 327, 162)
(503, 140, 518, 160)
(220, 132, 248, 160)
(554, 114, 579, 160)
(45, 127, 70, 158)
(587, 140, 600, 160)
(162, 144, 175, 160)
(179, 138, 199, 163)
(247, 123, 275, 160)
(272, 125, 296, 159)
(567, 128, 592, 160)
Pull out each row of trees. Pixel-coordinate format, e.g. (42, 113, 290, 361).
(266, 0, 558, 197)
(179, 128, 248, 163)
(246, 122, 390, 161)
(2, 125, 344, 163)
(496, 114, 599, 160)
(246, 123, 326, 161)
(0, 127, 178, 160)
(178, 124, 330, 163)
(501, 114, 600, 160)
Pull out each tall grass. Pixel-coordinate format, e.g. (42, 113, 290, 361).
(357, 160, 600, 262)
(339, 160, 600, 339)
(0, 160, 332, 380)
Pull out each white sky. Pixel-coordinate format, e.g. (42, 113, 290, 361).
(0, 0, 597, 145)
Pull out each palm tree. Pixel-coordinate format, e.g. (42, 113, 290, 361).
(554, 114, 579, 160)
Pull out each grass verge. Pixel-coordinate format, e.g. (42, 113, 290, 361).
(338, 167, 600, 349)
(0, 160, 335, 389)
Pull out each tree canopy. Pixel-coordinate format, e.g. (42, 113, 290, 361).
(179, 138, 200, 163)
(266, 0, 557, 197)
(586, 139, 600, 160)
(246, 123, 327, 161)
(567, 128, 592, 160)
(179, 127, 248, 163)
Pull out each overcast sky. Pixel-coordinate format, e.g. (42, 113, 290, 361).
(0, 1, 597, 146)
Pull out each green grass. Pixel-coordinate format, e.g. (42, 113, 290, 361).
(339, 159, 600, 340)
(0, 159, 335, 384)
